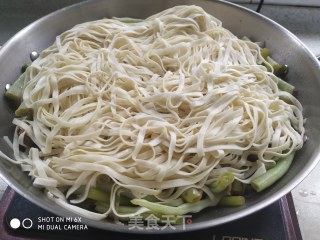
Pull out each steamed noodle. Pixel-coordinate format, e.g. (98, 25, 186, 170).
(2, 5, 304, 220)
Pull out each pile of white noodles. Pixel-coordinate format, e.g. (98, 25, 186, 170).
(2, 5, 304, 220)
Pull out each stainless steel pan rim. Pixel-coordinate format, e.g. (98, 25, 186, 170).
(0, 0, 319, 234)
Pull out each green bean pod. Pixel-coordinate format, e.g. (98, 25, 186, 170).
(270, 75, 295, 94)
(87, 187, 110, 202)
(219, 196, 245, 207)
(15, 102, 33, 117)
(5, 73, 27, 103)
(251, 153, 295, 192)
(261, 48, 270, 59)
(95, 201, 109, 213)
(182, 188, 203, 203)
(131, 195, 222, 216)
(210, 172, 234, 193)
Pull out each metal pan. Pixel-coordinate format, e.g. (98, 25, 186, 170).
(0, 0, 319, 234)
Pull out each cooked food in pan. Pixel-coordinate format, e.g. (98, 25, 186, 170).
(2, 5, 304, 222)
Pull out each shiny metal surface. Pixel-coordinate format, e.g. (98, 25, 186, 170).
(0, 0, 319, 233)
(30, 51, 39, 61)
(5, 84, 11, 91)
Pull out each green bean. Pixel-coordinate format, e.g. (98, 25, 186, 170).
(87, 187, 110, 202)
(141, 195, 184, 206)
(117, 206, 154, 221)
(219, 196, 245, 207)
(261, 48, 270, 59)
(118, 205, 142, 214)
(265, 56, 280, 73)
(276, 64, 288, 78)
(5, 73, 27, 103)
(278, 79, 295, 94)
(163, 198, 185, 207)
(15, 102, 33, 117)
(94, 201, 109, 213)
(261, 50, 289, 78)
(251, 153, 295, 192)
(182, 188, 202, 203)
(270, 75, 295, 94)
(131, 196, 222, 216)
(210, 172, 234, 193)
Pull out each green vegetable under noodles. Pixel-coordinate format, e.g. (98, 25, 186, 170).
(210, 172, 235, 193)
(95, 201, 109, 213)
(4, 72, 26, 103)
(131, 195, 222, 216)
(15, 102, 33, 117)
(261, 48, 270, 59)
(181, 188, 203, 203)
(251, 153, 295, 192)
(270, 75, 295, 94)
(219, 196, 245, 207)
(87, 187, 110, 202)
